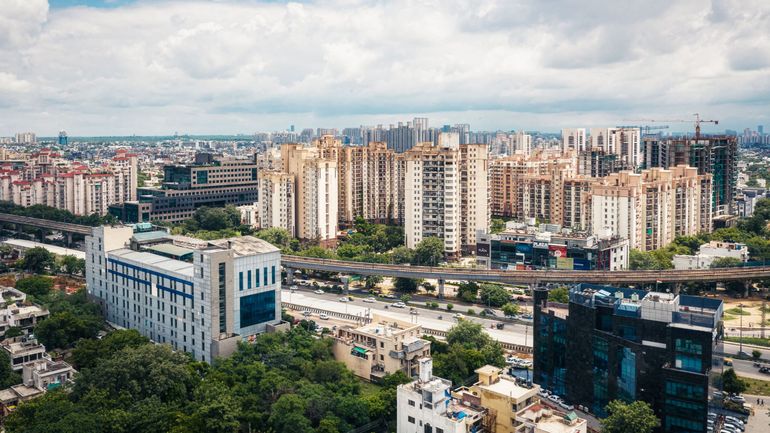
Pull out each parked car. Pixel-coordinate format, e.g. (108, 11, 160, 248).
(558, 401, 575, 411)
(314, 289, 325, 294)
(482, 308, 496, 316)
(318, 313, 329, 320)
(730, 395, 746, 404)
(391, 302, 406, 308)
(363, 297, 376, 303)
(547, 394, 562, 404)
(759, 366, 770, 374)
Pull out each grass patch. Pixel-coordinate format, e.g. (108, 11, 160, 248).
(723, 314, 737, 321)
(726, 307, 751, 316)
(738, 375, 770, 397)
(725, 336, 770, 348)
(358, 380, 382, 397)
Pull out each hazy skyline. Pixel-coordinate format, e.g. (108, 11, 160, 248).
(1, 0, 769, 136)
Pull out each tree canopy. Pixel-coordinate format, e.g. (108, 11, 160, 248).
(15, 275, 54, 298)
(428, 321, 505, 384)
(548, 287, 569, 304)
(20, 247, 55, 274)
(479, 284, 510, 307)
(601, 400, 660, 433)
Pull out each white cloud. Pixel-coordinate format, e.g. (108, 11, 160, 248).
(0, 0, 768, 135)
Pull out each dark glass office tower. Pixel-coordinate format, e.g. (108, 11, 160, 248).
(533, 284, 723, 433)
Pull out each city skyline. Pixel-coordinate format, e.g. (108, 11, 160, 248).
(1, 0, 768, 135)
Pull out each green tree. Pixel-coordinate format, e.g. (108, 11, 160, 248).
(35, 311, 101, 349)
(178, 381, 240, 433)
(255, 227, 294, 251)
(412, 237, 444, 266)
(391, 246, 414, 264)
(269, 394, 312, 433)
(4, 327, 23, 339)
(456, 282, 479, 303)
(502, 302, 520, 317)
(601, 400, 660, 433)
(548, 287, 569, 304)
(752, 349, 762, 362)
(393, 277, 422, 293)
(400, 294, 411, 304)
(479, 284, 510, 307)
(20, 247, 55, 274)
(0, 350, 21, 388)
(721, 368, 747, 395)
(364, 275, 383, 290)
(61, 255, 85, 275)
(15, 275, 54, 298)
(490, 218, 506, 234)
(72, 329, 150, 370)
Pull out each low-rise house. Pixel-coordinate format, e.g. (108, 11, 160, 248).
(673, 240, 750, 270)
(2, 337, 50, 371)
(332, 314, 431, 381)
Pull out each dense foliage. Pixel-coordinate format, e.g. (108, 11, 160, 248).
(0, 202, 116, 226)
(168, 205, 252, 240)
(6, 327, 411, 433)
(601, 400, 660, 433)
(15, 275, 54, 298)
(24, 288, 104, 350)
(427, 320, 505, 385)
(721, 368, 747, 395)
(547, 287, 569, 304)
(19, 247, 56, 274)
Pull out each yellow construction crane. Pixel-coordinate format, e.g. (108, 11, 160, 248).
(625, 113, 719, 139)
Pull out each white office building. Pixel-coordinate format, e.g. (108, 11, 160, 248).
(561, 128, 587, 153)
(85, 225, 282, 363)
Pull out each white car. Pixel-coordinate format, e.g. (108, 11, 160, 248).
(290, 285, 298, 291)
(453, 313, 465, 320)
(558, 401, 574, 411)
(302, 311, 312, 317)
(547, 394, 562, 404)
(730, 395, 746, 404)
(725, 417, 743, 426)
(391, 302, 406, 308)
(314, 289, 325, 294)
(363, 297, 376, 303)
(725, 423, 743, 432)
(339, 297, 349, 302)
(318, 313, 329, 320)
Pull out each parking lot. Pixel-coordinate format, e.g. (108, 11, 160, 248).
(744, 395, 769, 433)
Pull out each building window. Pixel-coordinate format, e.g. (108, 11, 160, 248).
(408, 400, 415, 407)
(239, 272, 243, 291)
(271, 265, 276, 285)
(239, 291, 276, 328)
(408, 417, 415, 424)
(218, 263, 226, 334)
(247, 270, 252, 289)
(255, 268, 260, 287)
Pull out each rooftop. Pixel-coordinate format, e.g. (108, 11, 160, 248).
(476, 373, 536, 401)
(1, 239, 86, 260)
(110, 248, 194, 279)
(207, 236, 280, 256)
(144, 243, 195, 260)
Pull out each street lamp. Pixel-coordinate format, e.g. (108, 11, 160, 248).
(739, 303, 744, 355)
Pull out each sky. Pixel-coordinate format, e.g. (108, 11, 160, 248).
(1, 0, 769, 136)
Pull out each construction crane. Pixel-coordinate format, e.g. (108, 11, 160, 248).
(616, 125, 670, 135)
(625, 113, 719, 140)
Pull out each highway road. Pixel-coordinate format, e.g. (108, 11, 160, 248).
(281, 287, 534, 348)
(282, 255, 770, 284)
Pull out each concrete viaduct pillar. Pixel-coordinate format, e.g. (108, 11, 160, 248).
(66, 232, 73, 248)
(438, 279, 445, 300)
(285, 267, 294, 285)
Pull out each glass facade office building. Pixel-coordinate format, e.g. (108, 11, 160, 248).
(533, 284, 723, 433)
(86, 225, 282, 363)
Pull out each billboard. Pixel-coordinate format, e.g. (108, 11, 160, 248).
(556, 257, 574, 270)
(549, 245, 567, 258)
(573, 258, 591, 270)
(476, 243, 490, 257)
(516, 243, 533, 254)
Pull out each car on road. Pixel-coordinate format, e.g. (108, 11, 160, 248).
(409, 308, 419, 315)
(760, 366, 770, 374)
(363, 297, 376, 303)
(318, 313, 329, 320)
(730, 395, 746, 404)
(338, 297, 349, 302)
(290, 285, 298, 291)
(453, 313, 464, 320)
(482, 308, 496, 316)
(302, 311, 312, 317)
(391, 302, 406, 308)
(314, 289, 325, 294)
(547, 394, 562, 404)
(558, 401, 574, 411)
(384, 294, 397, 299)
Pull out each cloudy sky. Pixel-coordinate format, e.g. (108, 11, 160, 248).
(1, 0, 768, 136)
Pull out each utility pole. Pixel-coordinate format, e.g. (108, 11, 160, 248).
(739, 303, 744, 355)
(763, 301, 767, 339)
